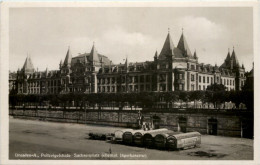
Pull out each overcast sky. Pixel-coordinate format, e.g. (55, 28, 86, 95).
(9, 7, 253, 72)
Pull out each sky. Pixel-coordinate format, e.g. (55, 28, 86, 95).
(9, 7, 253, 72)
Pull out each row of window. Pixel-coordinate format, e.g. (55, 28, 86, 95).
(97, 84, 152, 93)
(198, 75, 214, 84)
(97, 75, 152, 84)
(221, 78, 235, 86)
(28, 80, 60, 87)
(27, 87, 59, 94)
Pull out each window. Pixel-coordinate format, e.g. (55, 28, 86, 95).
(140, 75, 144, 83)
(233, 80, 235, 86)
(129, 85, 133, 92)
(227, 79, 229, 85)
(140, 85, 144, 91)
(207, 77, 209, 83)
(122, 86, 126, 92)
(112, 77, 115, 84)
(112, 86, 115, 92)
(122, 77, 126, 83)
(224, 79, 226, 85)
(161, 64, 166, 69)
(160, 84, 166, 91)
(107, 86, 110, 92)
(146, 85, 150, 91)
(191, 84, 194, 91)
(203, 85, 205, 91)
(179, 84, 183, 91)
(146, 75, 151, 82)
(191, 65, 195, 70)
(134, 76, 138, 83)
(160, 74, 166, 82)
(199, 76, 201, 83)
(211, 77, 213, 84)
(134, 85, 138, 91)
(203, 76, 205, 83)
(230, 80, 232, 86)
(179, 74, 183, 80)
(191, 74, 195, 81)
(128, 76, 133, 83)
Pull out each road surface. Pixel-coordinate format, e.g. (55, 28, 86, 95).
(9, 117, 253, 160)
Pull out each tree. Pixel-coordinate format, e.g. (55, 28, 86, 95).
(179, 92, 190, 108)
(190, 91, 205, 108)
(206, 83, 227, 108)
(206, 83, 226, 92)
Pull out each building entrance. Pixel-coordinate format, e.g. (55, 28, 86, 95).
(208, 118, 218, 135)
(178, 117, 187, 133)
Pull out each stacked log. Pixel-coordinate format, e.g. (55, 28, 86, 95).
(133, 128, 168, 146)
(143, 130, 174, 148)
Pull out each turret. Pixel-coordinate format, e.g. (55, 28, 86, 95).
(46, 67, 49, 77)
(89, 42, 99, 64)
(59, 59, 63, 69)
(193, 50, 198, 59)
(159, 28, 175, 60)
(125, 56, 128, 72)
(154, 50, 158, 61)
(177, 28, 192, 57)
(22, 54, 35, 74)
(63, 46, 72, 67)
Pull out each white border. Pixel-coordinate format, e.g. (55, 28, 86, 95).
(0, 1, 259, 165)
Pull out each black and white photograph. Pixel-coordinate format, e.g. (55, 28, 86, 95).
(0, 1, 259, 164)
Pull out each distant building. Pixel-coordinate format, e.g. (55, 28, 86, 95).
(9, 71, 17, 93)
(11, 30, 247, 95)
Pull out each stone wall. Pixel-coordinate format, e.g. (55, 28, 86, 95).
(9, 108, 253, 138)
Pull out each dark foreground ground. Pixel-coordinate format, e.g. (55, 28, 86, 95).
(9, 117, 253, 160)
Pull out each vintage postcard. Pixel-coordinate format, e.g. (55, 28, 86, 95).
(0, 1, 259, 165)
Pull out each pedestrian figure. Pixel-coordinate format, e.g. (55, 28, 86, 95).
(109, 145, 112, 154)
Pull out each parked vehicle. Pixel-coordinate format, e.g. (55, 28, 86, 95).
(143, 130, 174, 148)
(133, 128, 168, 146)
(122, 129, 143, 145)
(114, 129, 133, 142)
(166, 132, 201, 150)
(154, 132, 182, 149)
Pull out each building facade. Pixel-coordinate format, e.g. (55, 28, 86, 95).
(11, 31, 246, 95)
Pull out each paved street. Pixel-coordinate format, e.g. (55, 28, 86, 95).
(9, 117, 253, 160)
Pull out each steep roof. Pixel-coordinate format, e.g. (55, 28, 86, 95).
(193, 50, 197, 59)
(22, 55, 34, 73)
(159, 32, 175, 59)
(63, 47, 72, 66)
(89, 43, 99, 62)
(220, 50, 231, 68)
(226, 51, 231, 61)
(177, 32, 192, 57)
(71, 53, 112, 66)
(154, 50, 158, 58)
(231, 48, 240, 67)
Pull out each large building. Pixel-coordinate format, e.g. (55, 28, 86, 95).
(11, 31, 246, 95)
